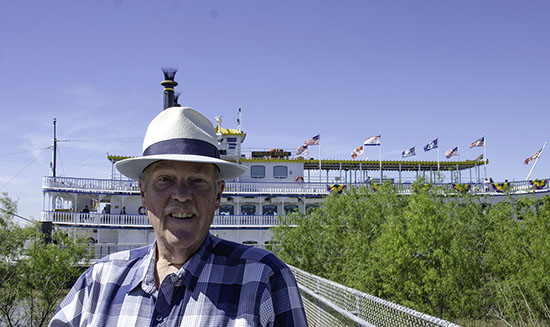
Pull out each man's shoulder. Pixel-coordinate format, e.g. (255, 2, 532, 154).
(96, 243, 152, 265)
(86, 244, 152, 281)
(210, 237, 287, 272)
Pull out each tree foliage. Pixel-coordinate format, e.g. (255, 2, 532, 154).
(270, 181, 550, 324)
(0, 193, 90, 327)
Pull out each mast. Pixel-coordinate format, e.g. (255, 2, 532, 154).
(52, 118, 57, 177)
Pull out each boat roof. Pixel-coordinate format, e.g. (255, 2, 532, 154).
(240, 158, 486, 171)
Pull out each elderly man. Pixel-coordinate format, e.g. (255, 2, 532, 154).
(50, 107, 308, 326)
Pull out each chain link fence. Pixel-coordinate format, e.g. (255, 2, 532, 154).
(289, 265, 461, 327)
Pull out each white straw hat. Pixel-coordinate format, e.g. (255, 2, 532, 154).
(115, 107, 247, 181)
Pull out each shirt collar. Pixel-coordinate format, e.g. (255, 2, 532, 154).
(130, 234, 214, 294)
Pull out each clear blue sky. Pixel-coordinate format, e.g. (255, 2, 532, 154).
(1, 0, 549, 220)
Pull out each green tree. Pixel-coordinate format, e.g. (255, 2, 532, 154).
(0, 193, 27, 327)
(485, 196, 550, 323)
(271, 181, 550, 324)
(271, 182, 404, 284)
(0, 193, 90, 327)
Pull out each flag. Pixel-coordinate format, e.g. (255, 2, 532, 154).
(402, 146, 416, 158)
(445, 146, 459, 159)
(304, 134, 320, 146)
(474, 154, 484, 161)
(296, 144, 308, 156)
(424, 138, 438, 152)
(524, 148, 542, 165)
(470, 136, 485, 148)
(364, 135, 381, 146)
(351, 145, 364, 159)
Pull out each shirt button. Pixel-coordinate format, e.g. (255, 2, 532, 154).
(156, 315, 163, 322)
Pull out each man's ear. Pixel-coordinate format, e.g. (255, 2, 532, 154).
(139, 181, 146, 207)
(216, 181, 225, 205)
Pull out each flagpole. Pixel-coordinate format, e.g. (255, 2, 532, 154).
(457, 143, 461, 183)
(526, 142, 547, 180)
(436, 134, 440, 175)
(319, 132, 322, 183)
(379, 133, 383, 182)
(483, 134, 487, 182)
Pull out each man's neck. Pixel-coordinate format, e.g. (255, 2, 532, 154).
(154, 241, 203, 287)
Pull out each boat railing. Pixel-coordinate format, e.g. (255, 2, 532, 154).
(42, 211, 150, 226)
(43, 176, 140, 193)
(42, 176, 550, 196)
(223, 181, 328, 194)
(212, 214, 295, 227)
(42, 211, 294, 227)
(88, 242, 269, 260)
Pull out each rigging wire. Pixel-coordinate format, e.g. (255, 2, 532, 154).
(64, 108, 159, 174)
(62, 137, 141, 143)
(0, 207, 34, 223)
(0, 148, 49, 191)
(0, 147, 50, 158)
(56, 141, 66, 176)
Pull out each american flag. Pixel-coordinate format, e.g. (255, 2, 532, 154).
(402, 146, 416, 158)
(296, 144, 308, 156)
(424, 138, 438, 152)
(524, 148, 542, 165)
(304, 134, 320, 146)
(445, 146, 459, 159)
(470, 136, 485, 148)
(364, 135, 381, 146)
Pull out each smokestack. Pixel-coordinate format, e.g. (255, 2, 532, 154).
(161, 68, 178, 110)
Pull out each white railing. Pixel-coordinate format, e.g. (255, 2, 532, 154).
(212, 215, 294, 227)
(87, 242, 269, 260)
(42, 211, 150, 226)
(43, 176, 139, 193)
(223, 182, 328, 195)
(42, 211, 292, 228)
(43, 176, 550, 196)
(289, 265, 461, 327)
(92, 243, 149, 259)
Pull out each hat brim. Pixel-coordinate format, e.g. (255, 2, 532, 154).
(115, 154, 247, 181)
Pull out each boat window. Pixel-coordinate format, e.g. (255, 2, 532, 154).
(306, 204, 319, 213)
(273, 165, 288, 179)
(250, 165, 265, 179)
(243, 240, 258, 246)
(263, 205, 278, 216)
(284, 205, 299, 214)
(241, 204, 256, 215)
(219, 204, 234, 216)
(227, 137, 238, 150)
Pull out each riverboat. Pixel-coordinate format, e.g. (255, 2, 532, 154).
(40, 71, 550, 259)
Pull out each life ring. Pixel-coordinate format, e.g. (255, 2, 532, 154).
(138, 206, 147, 215)
(295, 176, 304, 183)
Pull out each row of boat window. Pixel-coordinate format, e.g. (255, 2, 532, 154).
(218, 204, 319, 216)
(250, 165, 289, 179)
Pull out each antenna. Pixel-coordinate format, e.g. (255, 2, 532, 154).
(52, 118, 57, 177)
(237, 107, 242, 132)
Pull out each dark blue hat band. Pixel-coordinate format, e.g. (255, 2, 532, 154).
(143, 138, 220, 159)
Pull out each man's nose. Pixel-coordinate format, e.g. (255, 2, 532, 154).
(171, 181, 193, 202)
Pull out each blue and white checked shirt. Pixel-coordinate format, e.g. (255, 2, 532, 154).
(50, 234, 307, 326)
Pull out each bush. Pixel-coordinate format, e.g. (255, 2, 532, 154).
(270, 181, 550, 324)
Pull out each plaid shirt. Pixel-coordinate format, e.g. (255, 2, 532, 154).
(50, 234, 307, 326)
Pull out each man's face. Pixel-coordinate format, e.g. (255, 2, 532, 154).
(140, 161, 224, 255)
